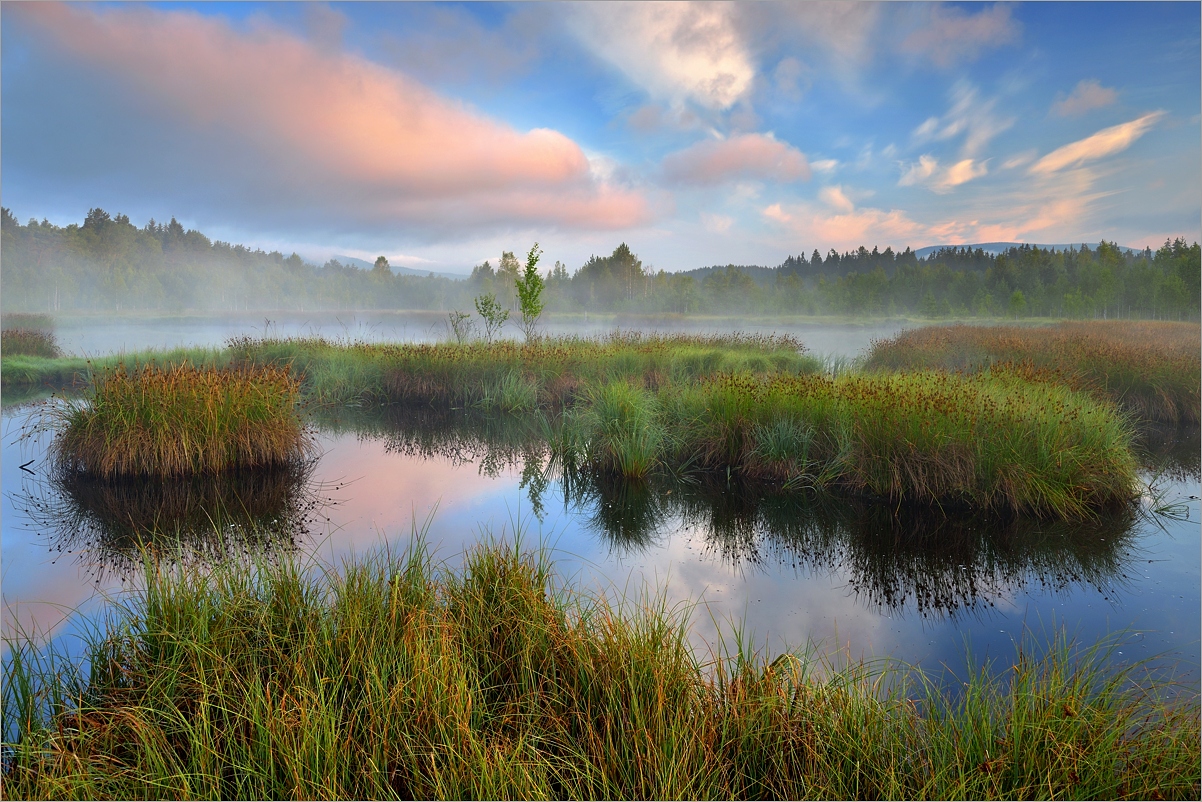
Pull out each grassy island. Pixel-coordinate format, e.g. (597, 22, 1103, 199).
(4, 543, 1198, 800)
(5, 330, 1152, 517)
(45, 361, 312, 478)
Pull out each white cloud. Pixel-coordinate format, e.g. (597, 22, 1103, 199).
(1051, 79, 1118, 117)
(911, 82, 1013, 158)
(1030, 112, 1165, 175)
(1001, 151, 1037, 170)
(810, 159, 840, 174)
(899, 155, 988, 193)
(565, 2, 754, 111)
(898, 155, 938, 186)
(700, 212, 734, 233)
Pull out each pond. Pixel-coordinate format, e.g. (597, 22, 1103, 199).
(2, 319, 1199, 688)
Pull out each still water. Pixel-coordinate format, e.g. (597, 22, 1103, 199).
(2, 319, 1199, 686)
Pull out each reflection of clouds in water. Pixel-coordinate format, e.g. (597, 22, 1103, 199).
(3, 403, 1197, 678)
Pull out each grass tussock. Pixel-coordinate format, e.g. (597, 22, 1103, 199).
(45, 361, 312, 479)
(3, 542, 1198, 800)
(559, 369, 1138, 519)
(1, 327, 62, 358)
(864, 321, 1201, 424)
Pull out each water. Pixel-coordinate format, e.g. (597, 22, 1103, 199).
(45, 312, 906, 360)
(2, 317, 1198, 687)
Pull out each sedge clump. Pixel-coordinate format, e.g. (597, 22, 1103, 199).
(47, 361, 312, 479)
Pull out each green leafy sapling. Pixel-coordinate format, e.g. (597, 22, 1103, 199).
(514, 242, 545, 342)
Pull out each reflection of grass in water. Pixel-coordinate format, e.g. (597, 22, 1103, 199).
(1132, 422, 1201, 482)
(577, 473, 1143, 619)
(3, 539, 1198, 799)
(17, 464, 320, 580)
(317, 407, 1152, 620)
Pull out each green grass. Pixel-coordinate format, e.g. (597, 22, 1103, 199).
(1, 346, 229, 391)
(558, 368, 1138, 519)
(3, 540, 1198, 800)
(5, 332, 1146, 516)
(226, 331, 822, 408)
(43, 361, 313, 479)
(864, 321, 1201, 424)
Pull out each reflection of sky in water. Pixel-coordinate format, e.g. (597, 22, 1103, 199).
(5, 408, 1198, 688)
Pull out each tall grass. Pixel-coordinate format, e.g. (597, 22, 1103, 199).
(226, 331, 821, 409)
(44, 361, 313, 478)
(864, 321, 1201, 424)
(558, 369, 1138, 519)
(1, 328, 62, 358)
(3, 541, 1198, 799)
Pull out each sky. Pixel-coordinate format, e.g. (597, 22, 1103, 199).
(2, 1, 1199, 275)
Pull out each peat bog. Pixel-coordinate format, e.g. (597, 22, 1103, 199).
(2, 319, 1199, 799)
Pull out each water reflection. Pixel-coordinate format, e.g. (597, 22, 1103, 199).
(1132, 423, 1201, 482)
(14, 464, 324, 580)
(565, 473, 1141, 618)
(338, 408, 1146, 620)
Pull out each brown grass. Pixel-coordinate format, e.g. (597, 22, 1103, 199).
(864, 321, 1201, 423)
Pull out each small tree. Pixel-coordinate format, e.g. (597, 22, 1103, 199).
(446, 310, 474, 344)
(475, 292, 509, 343)
(514, 242, 545, 342)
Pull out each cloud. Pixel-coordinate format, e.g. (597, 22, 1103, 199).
(770, 3, 884, 69)
(900, 3, 1021, 68)
(898, 155, 988, 193)
(810, 159, 840, 174)
(6, 3, 650, 239)
(1029, 112, 1166, 175)
(661, 133, 810, 185)
(1051, 79, 1119, 117)
(761, 199, 933, 251)
(911, 82, 1014, 157)
(565, 2, 753, 111)
(819, 185, 855, 214)
(700, 212, 734, 233)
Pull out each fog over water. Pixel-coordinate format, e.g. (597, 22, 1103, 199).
(49, 313, 908, 360)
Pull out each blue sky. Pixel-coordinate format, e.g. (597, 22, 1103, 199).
(2, 2, 1198, 274)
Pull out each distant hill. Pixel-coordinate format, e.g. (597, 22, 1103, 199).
(913, 242, 1144, 259)
(328, 255, 465, 280)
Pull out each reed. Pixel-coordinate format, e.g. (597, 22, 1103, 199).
(559, 369, 1138, 519)
(45, 361, 313, 479)
(3, 541, 1197, 800)
(1, 327, 62, 358)
(864, 321, 1201, 424)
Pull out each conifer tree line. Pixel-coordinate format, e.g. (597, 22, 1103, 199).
(2, 207, 1198, 320)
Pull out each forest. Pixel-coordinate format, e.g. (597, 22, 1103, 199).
(2, 206, 1198, 320)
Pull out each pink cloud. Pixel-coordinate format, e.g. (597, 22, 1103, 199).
(661, 133, 811, 186)
(11, 2, 650, 232)
(1051, 79, 1118, 117)
(1030, 112, 1165, 175)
